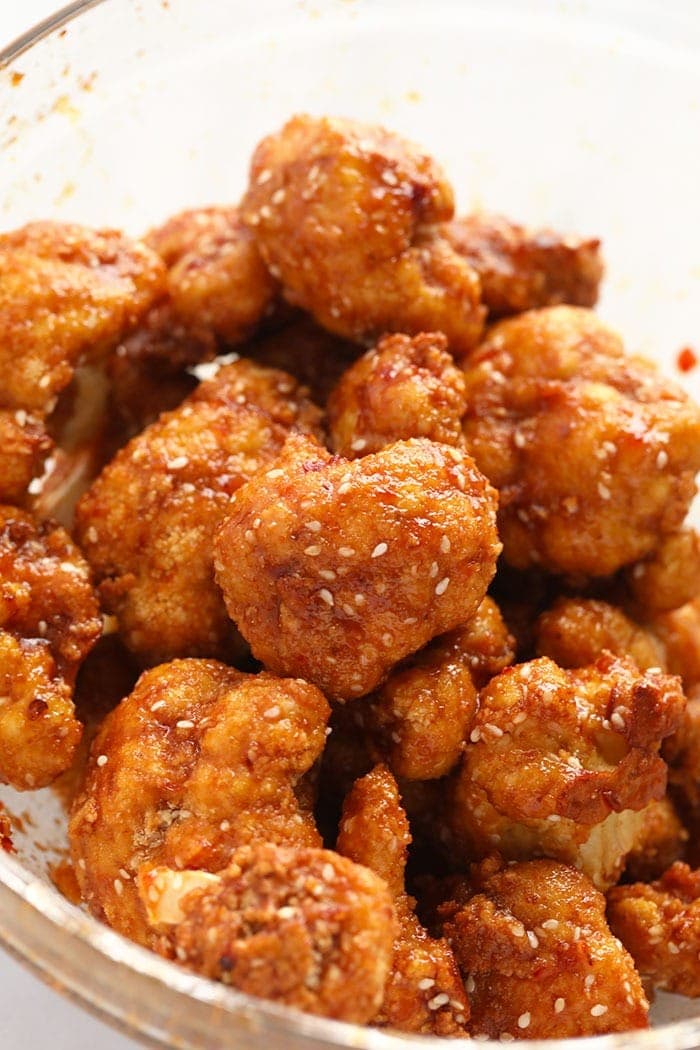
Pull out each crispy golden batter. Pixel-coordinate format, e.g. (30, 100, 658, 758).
(0, 222, 164, 414)
(449, 654, 685, 888)
(69, 659, 329, 945)
(663, 688, 700, 820)
(140, 843, 395, 1022)
(441, 856, 649, 1038)
(0, 506, 101, 788)
(215, 435, 500, 700)
(246, 314, 361, 406)
(441, 212, 603, 317)
(338, 766, 469, 1035)
(653, 598, 700, 690)
(462, 306, 700, 576)
(363, 597, 513, 780)
(535, 597, 666, 671)
(241, 115, 484, 352)
(76, 359, 322, 664)
(625, 529, 700, 616)
(327, 332, 466, 458)
(623, 798, 688, 882)
(608, 862, 700, 996)
(0, 409, 52, 506)
(146, 206, 276, 345)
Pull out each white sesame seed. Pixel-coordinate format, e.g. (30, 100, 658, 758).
(151, 700, 166, 712)
(271, 187, 286, 204)
(435, 577, 450, 596)
(466, 975, 476, 993)
(264, 706, 280, 719)
(371, 542, 388, 558)
(14, 409, 27, 427)
(430, 561, 439, 578)
(440, 535, 451, 553)
(351, 438, 367, 451)
(428, 993, 450, 1010)
(339, 547, 355, 557)
(256, 168, 272, 184)
(610, 711, 626, 730)
(591, 1004, 608, 1017)
(554, 998, 565, 1014)
(96, 754, 108, 768)
(513, 431, 526, 449)
(668, 942, 680, 954)
(86, 526, 98, 544)
(354, 593, 365, 606)
(319, 589, 334, 607)
(542, 919, 559, 930)
(585, 975, 595, 990)
(417, 977, 435, 991)
(305, 545, 321, 556)
(470, 728, 482, 743)
(307, 520, 322, 532)
(267, 468, 284, 479)
(656, 449, 669, 469)
(517, 1013, 531, 1030)
(176, 719, 195, 730)
(113, 878, 123, 895)
(319, 569, 336, 581)
(597, 481, 611, 500)
(167, 456, 188, 470)
(39, 374, 51, 388)
(322, 863, 335, 881)
(220, 820, 231, 832)
(527, 931, 539, 948)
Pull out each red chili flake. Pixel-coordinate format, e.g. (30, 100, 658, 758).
(677, 346, 698, 373)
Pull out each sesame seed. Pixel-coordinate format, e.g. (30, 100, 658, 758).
(319, 589, 334, 607)
(176, 719, 195, 730)
(427, 993, 450, 1010)
(517, 1013, 531, 1029)
(470, 728, 482, 743)
(371, 542, 388, 558)
(597, 481, 611, 500)
(418, 977, 436, 991)
(256, 168, 272, 184)
(513, 431, 526, 448)
(669, 942, 680, 954)
(435, 577, 450, 596)
(554, 998, 565, 1013)
(307, 520, 322, 532)
(429, 561, 439, 578)
(220, 820, 231, 832)
(151, 700, 166, 712)
(656, 449, 669, 469)
(527, 931, 539, 948)
(119, 869, 131, 881)
(591, 1004, 608, 1017)
(271, 187, 286, 204)
(38, 374, 51, 388)
(322, 863, 335, 881)
(86, 526, 98, 544)
(574, 926, 581, 941)
(342, 604, 355, 616)
(96, 754, 108, 768)
(610, 711, 626, 730)
(440, 535, 451, 553)
(466, 975, 476, 993)
(585, 975, 595, 990)
(113, 878, 123, 895)
(304, 545, 321, 556)
(37, 620, 47, 636)
(351, 438, 367, 451)
(382, 632, 393, 646)
(14, 410, 27, 427)
(339, 547, 355, 557)
(354, 593, 365, 605)
(167, 456, 188, 470)
(266, 468, 284, 479)
(542, 919, 559, 930)
(264, 706, 280, 719)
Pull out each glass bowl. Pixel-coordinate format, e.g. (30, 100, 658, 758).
(1, 0, 700, 1046)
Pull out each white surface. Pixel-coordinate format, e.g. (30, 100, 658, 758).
(1, 6, 140, 1047)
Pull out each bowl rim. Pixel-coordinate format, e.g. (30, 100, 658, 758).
(1, 1, 700, 1047)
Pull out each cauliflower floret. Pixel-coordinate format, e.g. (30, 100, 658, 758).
(0, 409, 52, 506)
(327, 331, 466, 458)
(214, 434, 500, 700)
(535, 597, 666, 671)
(441, 212, 603, 317)
(76, 358, 322, 664)
(0, 506, 101, 788)
(449, 654, 685, 888)
(69, 658, 329, 945)
(461, 305, 700, 576)
(440, 856, 649, 1038)
(608, 861, 700, 997)
(653, 599, 700, 690)
(624, 529, 700, 616)
(623, 797, 688, 882)
(241, 115, 484, 352)
(139, 843, 395, 1023)
(337, 765, 469, 1035)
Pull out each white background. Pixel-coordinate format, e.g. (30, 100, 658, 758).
(1, 6, 141, 1047)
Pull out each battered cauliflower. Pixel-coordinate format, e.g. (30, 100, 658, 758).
(69, 658, 329, 945)
(653, 599, 700, 690)
(0, 409, 52, 506)
(624, 528, 700, 616)
(214, 434, 500, 700)
(76, 358, 322, 664)
(441, 212, 603, 317)
(461, 305, 700, 576)
(663, 688, 700, 822)
(449, 654, 685, 888)
(623, 797, 688, 882)
(327, 331, 467, 458)
(441, 856, 649, 1039)
(608, 862, 700, 997)
(363, 597, 514, 780)
(337, 766, 469, 1035)
(241, 115, 484, 352)
(145, 205, 277, 345)
(139, 843, 395, 1023)
(535, 597, 666, 671)
(0, 506, 101, 788)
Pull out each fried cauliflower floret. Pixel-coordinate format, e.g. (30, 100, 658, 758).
(69, 659, 330, 945)
(663, 688, 700, 820)
(364, 597, 514, 780)
(214, 434, 500, 700)
(246, 314, 361, 406)
(625, 529, 700, 616)
(241, 115, 484, 352)
(327, 332, 466, 458)
(624, 797, 688, 882)
(76, 358, 322, 664)
(449, 654, 685, 889)
(608, 862, 700, 996)
(441, 212, 603, 317)
(653, 599, 700, 690)
(0, 506, 101, 788)
(441, 856, 649, 1038)
(139, 843, 395, 1023)
(462, 306, 700, 576)
(535, 597, 666, 671)
(0, 409, 52, 506)
(145, 206, 276, 345)
(0, 222, 165, 414)
(337, 766, 469, 1035)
